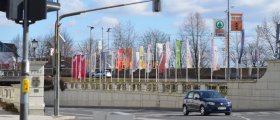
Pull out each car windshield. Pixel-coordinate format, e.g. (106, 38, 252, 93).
(200, 91, 224, 98)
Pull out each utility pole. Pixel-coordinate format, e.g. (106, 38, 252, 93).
(227, 0, 231, 80)
(88, 26, 94, 82)
(54, 0, 60, 116)
(20, 0, 30, 119)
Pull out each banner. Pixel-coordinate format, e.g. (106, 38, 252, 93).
(214, 19, 226, 37)
(117, 49, 124, 72)
(146, 44, 153, 73)
(125, 48, 133, 69)
(165, 41, 171, 68)
(231, 13, 243, 31)
(186, 40, 192, 68)
(159, 52, 166, 74)
(139, 46, 145, 69)
(72, 55, 86, 80)
(213, 46, 220, 71)
(101, 52, 106, 70)
(92, 52, 96, 72)
(157, 43, 163, 65)
(176, 40, 181, 69)
(238, 30, 245, 64)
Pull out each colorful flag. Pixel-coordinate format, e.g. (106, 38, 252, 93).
(117, 49, 124, 72)
(176, 40, 181, 69)
(186, 40, 192, 68)
(125, 48, 133, 69)
(139, 46, 145, 69)
(159, 52, 166, 74)
(165, 41, 171, 68)
(72, 55, 86, 80)
(146, 44, 152, 73)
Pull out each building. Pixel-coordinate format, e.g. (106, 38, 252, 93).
(0, 41, 18, 70)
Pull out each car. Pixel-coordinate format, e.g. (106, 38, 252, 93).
(182, 90, 232, 116)
(92, 70, 112, 78)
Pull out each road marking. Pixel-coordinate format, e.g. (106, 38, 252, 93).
(76, 116, 94, 120)
(233, 114, 251, 120)
(59, 112, 94, 117)
(243, 112, 256, 115)
(136, 117, 163, 120)
(258, 112, 271, 115)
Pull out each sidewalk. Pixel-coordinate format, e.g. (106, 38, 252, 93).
(0, 107, 75, 120)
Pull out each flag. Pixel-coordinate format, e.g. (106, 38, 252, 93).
(50, 48, 54, 56)
(176, 40, 181, 69)
(159, 52, 166, 74)
(101, 52, 106, 70)
(72, 55, 77, 79)
(92, 52, 96, 72)
(132, 51, 139, 72)
(165, 41, 171, 68)
(117, 49, 124, 72)
(213, 46, 220, 71)
(231, 13, 243, 31)
(110, 50, 115, 70)
(156, 43, 163, 65)
(146, 44, 153, 73)
(186, 40, 192, 68)
(139, 46, 145, 69)
(72, 55, 86, 80)
(125, 48, 133, 69)
(81, 55, 86, 79)
(238, 30, 245, 64)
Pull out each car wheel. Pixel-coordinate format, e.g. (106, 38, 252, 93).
(200, 106, 208, 116)
(183, 105, 189, 116)
(225, 112, 231, 116)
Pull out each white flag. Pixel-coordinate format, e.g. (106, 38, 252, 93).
(165, 41, 171, 68)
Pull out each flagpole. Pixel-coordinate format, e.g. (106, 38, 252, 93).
(132, 49, 134, 83)
(94, 53, 96, 82)
(156, 44, 158, 83)
(186, 39, 188, 82)
(71, 56, 73, 82)
(111, 51, 113, 83)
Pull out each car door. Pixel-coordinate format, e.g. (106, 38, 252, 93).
(193, 92, 202, 111)
(185, 92, 194, 111)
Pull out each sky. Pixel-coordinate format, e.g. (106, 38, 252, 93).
(0, 0, 279, 46)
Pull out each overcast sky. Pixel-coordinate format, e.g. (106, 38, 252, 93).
(0, 0, 279, 44)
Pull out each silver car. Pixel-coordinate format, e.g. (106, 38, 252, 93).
(92, 70, 112, 78)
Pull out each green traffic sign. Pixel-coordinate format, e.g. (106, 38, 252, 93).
(216, 20, 224, 29)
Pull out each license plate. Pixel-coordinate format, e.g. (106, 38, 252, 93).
(218, 107, 226, 110)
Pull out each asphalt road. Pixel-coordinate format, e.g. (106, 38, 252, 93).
(45, 107, 280, 120)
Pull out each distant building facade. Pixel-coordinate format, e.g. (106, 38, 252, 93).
(0, 41, 18, 70)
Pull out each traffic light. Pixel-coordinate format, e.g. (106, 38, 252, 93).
(4, 0, 60, 23)
(153, 0, 161, 12)
(6, 0, 23, 20)
(0, 0, 7, 12)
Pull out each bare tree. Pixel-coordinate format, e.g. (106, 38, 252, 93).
(11, 35, 22, 59)
(179, 12, 210, 80)
(112, 21, 137, 49)
(140, 29, 169, 65)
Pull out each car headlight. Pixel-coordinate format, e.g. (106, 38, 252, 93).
(227, 101, 232, 106)
(207, 102, 215, 106)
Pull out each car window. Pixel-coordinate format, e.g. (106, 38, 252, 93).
(187, 92, 194, 99)
(200, 91, 224, 98)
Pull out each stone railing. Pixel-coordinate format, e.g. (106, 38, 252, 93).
(65, 81, 228, 95)
(0, 84, 20, 109)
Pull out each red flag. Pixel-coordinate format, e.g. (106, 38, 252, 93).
(118, 49, 124, 72)
(159, 52, 166, 74)
(81, 55, 86, 79)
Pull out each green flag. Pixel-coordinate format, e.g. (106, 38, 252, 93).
(176, 40, 181, 68)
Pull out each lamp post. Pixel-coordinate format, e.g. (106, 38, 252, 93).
(88, 26, 94, 82)
(107, 28, 111, 50)
(31, 39, 38, 61)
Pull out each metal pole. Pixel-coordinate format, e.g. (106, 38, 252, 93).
(54, 0, 60, 116)
(88, 26, 94, 82)
(227, 0, 230, 80)
(20, 0, 30, 119)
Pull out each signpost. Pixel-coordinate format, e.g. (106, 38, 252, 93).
(214, 19, 226, 37)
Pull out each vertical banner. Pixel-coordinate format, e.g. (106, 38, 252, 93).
(139, 46, 145, 69)
(101, 52, 106, 70)
(231, 13, 243, 31)
(125, 48, 133, 69)
(165, 41, 171, 68)
(214, 19, 226, 37)
(176, 40, 181, 69)
(238, 30, 245, 64)
(81, 55, 86, 80)
(186, 40, 192, 68)
(213, 46, 220, 71)
(157, 43, 163, 64)
(117, 49, 124, 72)
(72, 56, 77, 79)
(146, 45, 152, 73)
(159, 52, 166, 74)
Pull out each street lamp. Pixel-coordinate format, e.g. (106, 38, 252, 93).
(107, 28, 111, 50)
(31, 39, 38, 61)
(88, 26, 94, 82)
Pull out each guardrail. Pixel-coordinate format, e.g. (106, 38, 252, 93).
(65, 82, 228, 95)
